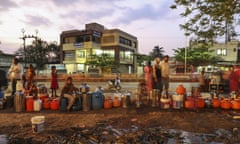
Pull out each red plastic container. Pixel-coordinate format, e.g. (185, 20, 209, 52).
(26, 96, 34, 112)
(50, 99, 59, 110)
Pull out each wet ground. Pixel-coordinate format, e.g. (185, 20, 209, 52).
(0, 105, 240, 144)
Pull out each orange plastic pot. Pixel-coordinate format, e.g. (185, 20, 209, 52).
(196, 98, 205, 108)
(220, 99, 231, 110)
(176, 84, 186, 95)
(185, 99, 194, 109)
(113, 97, 121, 107)
(232, 99, 240, 110)
(104, 97, 113, 109)
(212, 98, 220, 108)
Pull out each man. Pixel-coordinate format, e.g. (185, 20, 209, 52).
(160, 55, 170, 93)
(8, 58, 23, 96)
(152, 57, 162, 90)
(60, 76, 79, 111)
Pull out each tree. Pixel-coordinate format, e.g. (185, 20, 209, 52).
(86, 53, 117, 74)
(15, 39, 60, 70)
(173, 44, 222, 67)
(171, 0, 240, 44)
(149, 45, 165, 59)
(132, 53, 150, 66)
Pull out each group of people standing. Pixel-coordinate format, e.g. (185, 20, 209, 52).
(8, 57, 78, 111)
(8, 58, 59, 98)
(144, 55, 170, 95)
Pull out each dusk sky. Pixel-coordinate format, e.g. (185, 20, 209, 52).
(0, 0, 187, 56)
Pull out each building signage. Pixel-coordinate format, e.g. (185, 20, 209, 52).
(93, 31, 101, 38)
(73, 43, 84, 48)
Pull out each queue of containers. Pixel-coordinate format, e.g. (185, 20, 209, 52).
(1, 82, 240, 112)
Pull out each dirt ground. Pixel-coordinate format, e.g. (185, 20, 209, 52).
(0, 105, 240, 143)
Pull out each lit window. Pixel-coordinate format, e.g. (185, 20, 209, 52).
(217, 48, 227, 56)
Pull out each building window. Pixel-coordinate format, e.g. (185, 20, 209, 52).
(77, 51, 85, 58)
(103, 50, 114, 57)
(217, 48, 227, 56)
(85, 35, 91, 42)
(119, 36, 132, 46)
(64, 51, 75, 60)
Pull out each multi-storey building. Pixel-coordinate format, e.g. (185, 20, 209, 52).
(60, 23, 138, 74)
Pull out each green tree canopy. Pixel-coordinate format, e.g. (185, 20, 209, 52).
(173, 44, 222, 66)
(171, 0, 240, 44)
(86, 53, 117, 73)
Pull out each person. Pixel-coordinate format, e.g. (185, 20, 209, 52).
(8, 58, 23, 96)
(199, 70, 206, 92)
(144, 61, 153, 92)
(60, 76, 79, 111)
(50, 66, 59, 98)
(160, 55, 170, 93)
(152, 57, 162, 91)
(26, 64, 36, 87)
(229, 65, 240, 93)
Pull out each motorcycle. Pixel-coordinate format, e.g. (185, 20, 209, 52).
(108, 77, 121, 91)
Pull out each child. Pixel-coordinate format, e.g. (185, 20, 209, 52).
(50, 66, 59, 98)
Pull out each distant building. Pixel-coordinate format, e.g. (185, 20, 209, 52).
(0, 50, 15, 72)
(60, 23, 138, 74)
(210, 40, 240, 65)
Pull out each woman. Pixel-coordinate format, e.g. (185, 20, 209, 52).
(144, 61, 153, 91)
(60, 77, 79, 111)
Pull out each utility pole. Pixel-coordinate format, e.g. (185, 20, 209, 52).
(20, 28, 38, 68)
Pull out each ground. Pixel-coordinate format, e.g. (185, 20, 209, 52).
(0, 106, 240, 143)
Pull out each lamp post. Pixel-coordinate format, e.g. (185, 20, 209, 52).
(20, 28, 38, 68)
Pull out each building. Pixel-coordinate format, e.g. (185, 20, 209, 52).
(211, 40, 240, 65)
(0, 51, 15, 72)
(60, 23, 138, 74)
(204, 40, 240, 72)
(0, 51, 14, 88)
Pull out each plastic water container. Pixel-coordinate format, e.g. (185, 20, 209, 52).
(91, 92, 103, 110)
(31, 116, 45, 133)
(60, 98, 68, 112)
(34, 99, 42, 112)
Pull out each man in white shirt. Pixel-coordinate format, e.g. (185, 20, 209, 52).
(160, 55, 170, 93)
(8, 58, 23, 96)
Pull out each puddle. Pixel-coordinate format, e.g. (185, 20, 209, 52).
(0, 135, 8, 144)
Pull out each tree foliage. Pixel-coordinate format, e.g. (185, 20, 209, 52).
(149, 45, 165, 59)
(171, 0, 240, 44)
(15, 39, 60, 70)
(173, 44, 222, 66)
(132, 53, 150, 66)
(86, 53, 117, 72)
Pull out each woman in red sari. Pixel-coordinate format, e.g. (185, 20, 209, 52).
(144, 61, 153, 91)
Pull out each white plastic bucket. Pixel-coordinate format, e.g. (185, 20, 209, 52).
(31, 116, 45, 133)
(172, 94, 184, 109)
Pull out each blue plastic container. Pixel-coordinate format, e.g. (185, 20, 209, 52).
(91, 92, 103, 110)
(60, 98, 68, 112)
(0, 91, 4, 99)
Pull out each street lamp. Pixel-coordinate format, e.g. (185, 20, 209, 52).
(20, 29, 38, 68)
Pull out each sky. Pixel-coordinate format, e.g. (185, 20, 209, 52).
(0, 0, 187, 56)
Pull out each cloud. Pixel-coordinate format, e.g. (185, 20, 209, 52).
(51, 0, 79, 7)
(25, 15, 52, 27)
(0, 0, 18, 12)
